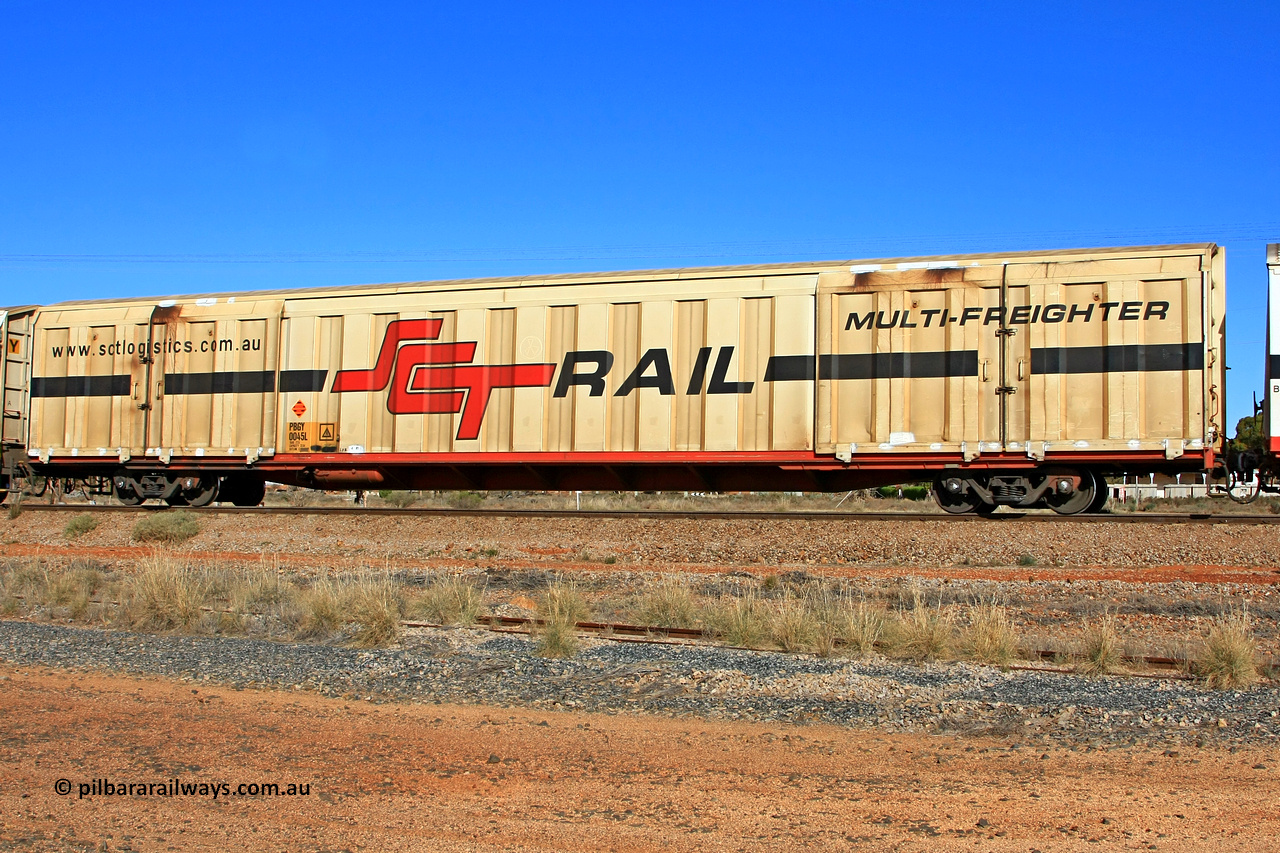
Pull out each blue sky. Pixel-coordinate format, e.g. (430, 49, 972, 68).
(2, 1, 1277, 424)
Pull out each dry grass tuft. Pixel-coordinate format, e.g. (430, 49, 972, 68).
(409, 575, 485, 625)
(47, 565, 104, 620)
(122, 553, 212, 631)
(961, 602, 1019, 666)
(769, 590, 821, 652)
(538, 578, 591, 625)
(534, 617, 578, 658)
(533, 578, 588, 658)
(887, 589, 954, 661)
(708, 591, 768, 648)
(1076, 613, 1123, 676)
(132, 511, 200, 544)
(806, 589, 850, 657)
(1197, 610, 1259, 690)
(230, 566, 295, 612)
(633, 576, 699, 628)
(1, 558, 51, 609)
(344, 575, 404, 648)
(291, 576, 345, 639)
(841, 598, 888, 657)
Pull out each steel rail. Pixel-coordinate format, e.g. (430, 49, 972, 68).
(10, 502, 1280, 524)
(405, 615, 1254, 678)
(0, 594, 1251, 680)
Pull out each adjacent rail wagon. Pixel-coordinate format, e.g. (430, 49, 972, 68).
(1, 243, 1229, 514)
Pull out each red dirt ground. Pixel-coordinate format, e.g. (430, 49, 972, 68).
(3, 541, 1279, 587)
(2, 665, 1278, 852)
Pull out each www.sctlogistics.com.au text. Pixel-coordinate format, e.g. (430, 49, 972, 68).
(54, 777, 312, 800)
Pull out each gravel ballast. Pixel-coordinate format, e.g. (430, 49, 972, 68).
(2, 619, 1276, 747)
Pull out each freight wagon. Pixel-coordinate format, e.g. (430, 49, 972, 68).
(0, 243, 1232, 514)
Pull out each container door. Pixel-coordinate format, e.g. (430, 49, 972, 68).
(152, 300, 284, 461)
(816, 266, 998, 458)
(995, 282, 1032, 452)
(2, 309, 35, 450)
(1006, 252, 1211, 459)
(129, 316, 159, 455)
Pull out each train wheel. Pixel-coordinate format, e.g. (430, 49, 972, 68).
(234, 478, 266, 507)
(1044, 470, 1098, 515)
(1086, 473, 1110, 513)
(183, 477, 220, 508)
(113, 477, 145, 506)
(219, 476, 265, 507)
(933, 477, 986, 514)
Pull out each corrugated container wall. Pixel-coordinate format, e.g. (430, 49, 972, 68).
(278, 276, 816, 457)
(23, 244, 1224, 474)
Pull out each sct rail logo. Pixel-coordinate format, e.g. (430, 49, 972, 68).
(329, 320, 758, 441)
(330, 319, 556, 440)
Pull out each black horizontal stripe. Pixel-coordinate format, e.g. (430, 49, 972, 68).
(31, 375, 131, 398)
(1269, 354, 1280, 381)
(164, 371, 275, 395)
(1031, 344, 1203, 375)
(280, 369, 329, 392)
(819, 351, 979, 380)
(763, 355, 814, 381)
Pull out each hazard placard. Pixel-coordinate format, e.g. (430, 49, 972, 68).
(285, 422, 339, 453)
(292, 400, 307, 417)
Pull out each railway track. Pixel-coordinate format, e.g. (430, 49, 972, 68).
(11, 502, 1280, 524)
(409, 615, 1230, 678)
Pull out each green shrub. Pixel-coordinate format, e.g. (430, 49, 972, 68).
(447, 491, 485, 509)
(132, 511, 200, 544)
(381, 490, 419, 508)
(63, 514, 99, 539)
